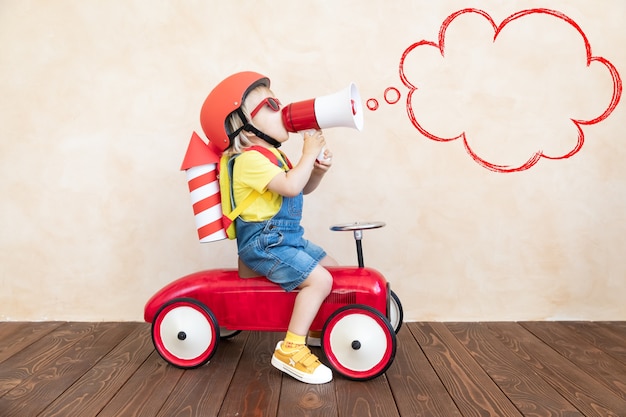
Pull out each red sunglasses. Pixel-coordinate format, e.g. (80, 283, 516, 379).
(250, 97, 281, 118)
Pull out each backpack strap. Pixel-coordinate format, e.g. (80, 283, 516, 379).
(248, 145, 293, 169)
(223, 189, 262, 223)
(221, 146, 287, 229)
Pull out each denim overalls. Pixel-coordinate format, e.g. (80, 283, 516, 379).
(235, 156, 326, 292)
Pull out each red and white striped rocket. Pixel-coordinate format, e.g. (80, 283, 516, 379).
(180, 132, 226, 242)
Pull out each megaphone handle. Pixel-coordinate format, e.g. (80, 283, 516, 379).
(317, 147, 328, 162)
(300, 129, 329, 162)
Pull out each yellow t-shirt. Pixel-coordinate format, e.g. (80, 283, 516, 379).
(232, 148, 288, 221)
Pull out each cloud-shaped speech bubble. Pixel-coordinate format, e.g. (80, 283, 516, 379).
(398, 8, 622, 173)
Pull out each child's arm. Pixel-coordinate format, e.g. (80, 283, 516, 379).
(303, 150, 332, 195)
(266, 130, 325, 197)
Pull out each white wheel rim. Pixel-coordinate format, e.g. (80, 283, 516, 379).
(329, 312, 388, 371)
(159, 306, 214, 360)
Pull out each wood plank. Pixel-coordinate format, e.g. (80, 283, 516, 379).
(446, 322, 583, 416)
(604, 322, 626, 332)
(334, 373, 399, 417)
(0, 322, 64, 364)
(96, 350, 185, 417)
(276, 363, 338, 417)
(0, 322, 111, 395)
(217, 331, 283, 417)
(386, 326, 462, 417)
(38, 323, 152, 417)
(0, 322, 136, 417)
(559, 322, 626, 366)
(408, 322, 523, 417)
(488, 322, 626, 417)
(521, 321, 626, 402)
(155, 332, 250, 417)
(0, 322, 624, 417)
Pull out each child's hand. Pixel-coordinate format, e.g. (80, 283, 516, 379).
(302, 130, 326, 160)
(314, 148, 333, 174)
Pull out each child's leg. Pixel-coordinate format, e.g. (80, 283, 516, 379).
(271, 265, 333, 384)
(287, 265, 333, 337)
(305, 255, 337, 346)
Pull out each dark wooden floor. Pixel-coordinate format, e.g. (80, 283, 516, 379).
(0, 321, 625, 416)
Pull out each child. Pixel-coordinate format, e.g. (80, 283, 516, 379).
(200, 71, 338, 384)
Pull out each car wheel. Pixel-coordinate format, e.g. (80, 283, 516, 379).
(322, 305, 396, 381)
(219, 328, 242, 339)
(151, 298, 219, 369)
(389, 290, 404, 334)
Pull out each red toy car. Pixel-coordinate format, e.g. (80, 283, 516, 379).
(144, 222, 403, 381)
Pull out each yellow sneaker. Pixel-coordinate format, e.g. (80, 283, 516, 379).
(271, 342, 332, 384)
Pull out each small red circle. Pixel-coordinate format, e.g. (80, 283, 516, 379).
(384, 87, 401, 104)
(366, 98, 379, 111)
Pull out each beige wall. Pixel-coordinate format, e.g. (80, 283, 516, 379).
(1, 0, 624, 321)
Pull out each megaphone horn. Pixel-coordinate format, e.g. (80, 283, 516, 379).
(281, 83, 364, 133)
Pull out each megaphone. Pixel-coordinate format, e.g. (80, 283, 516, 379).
(281, 83, 364, 133)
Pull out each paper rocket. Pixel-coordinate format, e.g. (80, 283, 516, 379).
(182, 132, 227, 242)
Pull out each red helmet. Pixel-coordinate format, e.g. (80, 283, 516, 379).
(200, 71, 270, 151)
